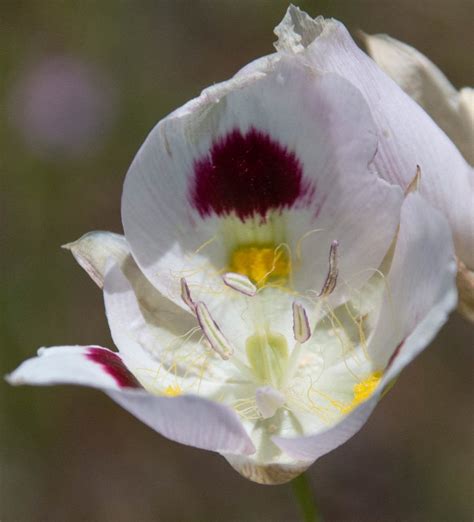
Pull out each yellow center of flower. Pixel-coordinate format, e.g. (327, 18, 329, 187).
(164, 384, 182, 397)
(229, 244, 291, 287)
(342, 371, 382, 413)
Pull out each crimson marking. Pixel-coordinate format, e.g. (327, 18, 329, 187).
(190, 127, 314, 221)
(87, 347, 141, 388)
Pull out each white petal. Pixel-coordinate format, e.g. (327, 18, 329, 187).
(63, 231, 129, 288)
(102, 257, 237, 397)
(271, 195, 457, 462)
(363, 33, 474, 164)
(223, 454, 310, 485)
(369, 193, 457, 372)
(122, 70, 266, 309)
(123, 54, 402, 305)
(103, 259, 163, 374)
(7, 348, 255, 456)
(103, 257, 200, 389)
(108, 389, 255, 455)
(272, 396, 377, 461)
(6, 345, 140, 390)
(275, 6, 474, 268)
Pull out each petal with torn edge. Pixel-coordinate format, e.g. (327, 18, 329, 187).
(274, 6, 474, 268)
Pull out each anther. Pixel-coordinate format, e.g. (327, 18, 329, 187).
(318, 240, 339, 297)
(195, 302, 234, 360)
(292, 302, 311, 343)
(180, 277, 195, 312)
(222, 272, 257, 297)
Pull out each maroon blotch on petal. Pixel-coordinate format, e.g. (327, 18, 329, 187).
(190, 127, 314, 221)
(87, 347, 141, 388)
(386, 340, 405, 369)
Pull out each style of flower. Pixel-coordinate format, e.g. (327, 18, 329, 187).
(8, 6, 459, 484)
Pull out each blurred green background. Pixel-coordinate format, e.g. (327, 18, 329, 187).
(1, 1, 473, 520)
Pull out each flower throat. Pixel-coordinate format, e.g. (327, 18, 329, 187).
(229, 244, 291, 287)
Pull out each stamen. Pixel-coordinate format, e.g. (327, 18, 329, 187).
(180, 277, 196, 312)
(318, 240, 339, 297)
(292, 302, 311, 343)
(195, 302, 234, 360)
(255, 386, 285, 419)
(222, 272, 257, 297)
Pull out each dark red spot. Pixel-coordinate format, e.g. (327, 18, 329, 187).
(386, 340, 405, 369)
(190, 127, 314, 221)
(87, 347, 141, 388)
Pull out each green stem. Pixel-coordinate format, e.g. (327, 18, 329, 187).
(291, 472, 321, 522)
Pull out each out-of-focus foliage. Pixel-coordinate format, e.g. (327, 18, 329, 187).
(1, 1, 472, 520)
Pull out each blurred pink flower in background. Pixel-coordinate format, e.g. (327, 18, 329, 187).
(7, 55, 117, 158)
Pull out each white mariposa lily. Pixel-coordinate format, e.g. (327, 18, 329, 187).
(362, 31, 474, 321)
(8, 7, 458, 484)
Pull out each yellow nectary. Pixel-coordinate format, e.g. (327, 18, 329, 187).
(230, 244, 291, 286)
(342, 371, 382, 413)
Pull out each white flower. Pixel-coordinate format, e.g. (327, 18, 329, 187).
(362, 31, 474, 321)
(8, 7, 458, 484)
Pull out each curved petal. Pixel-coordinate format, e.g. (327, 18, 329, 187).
(63, 231, 129, 288)
(275, 6, 474, 268)
(368, 193, 457, 369)
(271, 194, 457, 462)
(6, 345, 141, 390)
(7, 348, 255, 456)
(223, 453, 310, 485)
(122, 55, 402, 307)
(363, 33, 474, 164)
(107, 389, 255, 455)
(103, 259, 164, 384)
(272, 395, 377, 461)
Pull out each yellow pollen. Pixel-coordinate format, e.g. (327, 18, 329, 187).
(164, 384, 182, 397)
(342, 371, 382, 414)
(229, 244, 291, 286)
